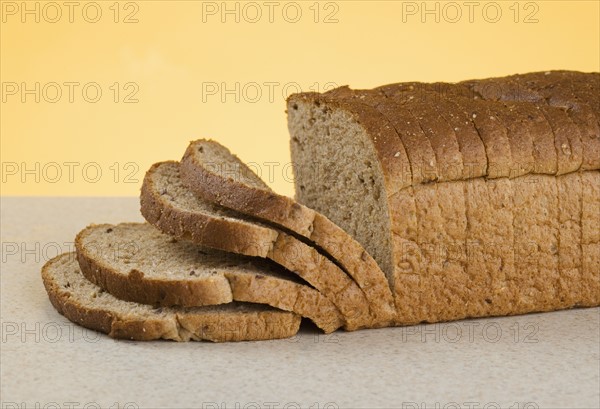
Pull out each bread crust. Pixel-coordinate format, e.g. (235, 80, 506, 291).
(470, 71, 599, 171)
(370, 72, 599, 179)
(42, 253, 302, 342)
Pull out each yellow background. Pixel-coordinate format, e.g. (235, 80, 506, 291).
(1, 0, 599, 196)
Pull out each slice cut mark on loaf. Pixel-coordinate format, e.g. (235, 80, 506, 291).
(384, 91, 464, 181)
(513, 175, 560, 310)
(322, 87, 472, 322)
(377, 85, 500, 180)
(556, 172, 586, 308)
(463, 79, 558, 176)
(327, 85, 475, 183)
(451, 97, 513, 179)
(539, 105, 583, 175)
(580, 171, 600, 305)
(385, 83, 504, 180)
(375, 82, 489, 180)
(387, 86, 565, 315)
(428, 96, 488, 179)
(503, 72, 600, 170)
(42, 253, 302, 342)
(378, 81, 531, 179)
(140, 162, 371, 330)
(76, 222, 344, 334)
(458, 72, 596, 172)
(399, 98, 464, 182)
(376, 94, 472, 271)
(484, 100, 536, 178)
(180, 139, 397, 325)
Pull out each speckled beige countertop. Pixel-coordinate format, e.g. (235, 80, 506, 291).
(1, 197, 598, 409)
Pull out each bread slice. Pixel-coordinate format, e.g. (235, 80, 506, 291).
(42, 253, 301, 342)
(179, 139, 396, 326)
(139, 162, 371, 330)
(75, 222, 344, 333)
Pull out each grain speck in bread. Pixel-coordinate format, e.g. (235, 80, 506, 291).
(42, 253, 301, 342)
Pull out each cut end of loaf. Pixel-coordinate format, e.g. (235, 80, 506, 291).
(287, 94, 395, 285)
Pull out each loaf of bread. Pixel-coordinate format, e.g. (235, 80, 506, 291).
(41, 70, 599, 342)
(287, 70, 600, 325)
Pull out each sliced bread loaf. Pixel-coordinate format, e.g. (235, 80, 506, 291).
(42, 252, 301, 342)
(139, 162, 371, 330)
(286, 72, 600, 325)
(179, 140, 396, 326)
(75, 223, 344, 333)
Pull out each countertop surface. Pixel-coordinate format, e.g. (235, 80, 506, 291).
(1, 197, 599, 409)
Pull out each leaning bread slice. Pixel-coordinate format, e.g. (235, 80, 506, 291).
(179, 139, 396, 326)
(140, 162, 371, 330)
(42, 253, 301, 342)
(75, 223, 343, 333)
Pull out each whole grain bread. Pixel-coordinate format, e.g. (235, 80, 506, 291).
(42, 252, 301, 342)
(75, 222, 344, 333)
(287, 71, 600, 325)
(139, 162, 371, 330)
(179, 140, 396, 326)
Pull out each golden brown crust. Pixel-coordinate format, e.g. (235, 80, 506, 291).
(225, 273, 343, 334)
(375, 82, 513, 180)
(401, 98, 464, 182)
(472, 71, 599, 171)
(429, 96, 489, 179)
(325, 86, 438, 185)
(363, 71, 599, 180)
(267, 233, 371, 330)
(464, 78, 558, 176)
